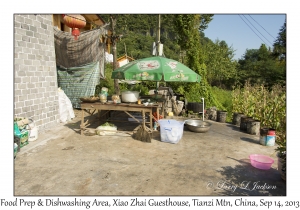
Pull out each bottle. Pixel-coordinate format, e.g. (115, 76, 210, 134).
(99, 93, 107, 103)
(153, 122, 157, 131)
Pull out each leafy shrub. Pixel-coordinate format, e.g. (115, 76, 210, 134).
(128, 83, 149, 95)
(232, 81, 286, 142)
(210, 86, 233, 121)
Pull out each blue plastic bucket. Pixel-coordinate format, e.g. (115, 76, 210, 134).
(265, 135, 276, 146)
(158, 119, 185, 144)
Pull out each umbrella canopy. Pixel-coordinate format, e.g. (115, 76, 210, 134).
(111, 56, 201, 83)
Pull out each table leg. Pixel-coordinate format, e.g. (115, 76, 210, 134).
(149, 109, 153, 130)
(161, 102, 165, 118)
(81, 109, 84, 135)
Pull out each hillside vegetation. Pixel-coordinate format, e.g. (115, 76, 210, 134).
(98, 15, 286, 114)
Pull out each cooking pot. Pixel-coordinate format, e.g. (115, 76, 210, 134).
(121, 91, 140, 103)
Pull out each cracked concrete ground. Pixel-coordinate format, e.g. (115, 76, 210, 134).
(14, 109, 286, 196)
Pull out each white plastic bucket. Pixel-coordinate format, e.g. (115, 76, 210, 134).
(158, 119, 185, 144)
(28, 126, 38, 142)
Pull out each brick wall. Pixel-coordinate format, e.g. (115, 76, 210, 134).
(14, 14, 60, 131)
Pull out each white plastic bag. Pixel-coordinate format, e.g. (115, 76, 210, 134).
(28, 126, 38, 141)
(58, 88, 75, 123)
(65, 95, 75, 119)
(25, 119, 38, 141)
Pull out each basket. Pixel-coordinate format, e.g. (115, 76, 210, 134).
(79, 97, 99, 103)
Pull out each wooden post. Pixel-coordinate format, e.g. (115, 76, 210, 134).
(110, 15, 120, 95)
(156, 14, 161, 56)
(156, 14, 161, 89)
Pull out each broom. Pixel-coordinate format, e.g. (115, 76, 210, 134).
(133, 110, 152, 143)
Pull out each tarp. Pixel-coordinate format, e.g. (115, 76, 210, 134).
(53, 26, 108, 108)
(57, 62, 101, 108)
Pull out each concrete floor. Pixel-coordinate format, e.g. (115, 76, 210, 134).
(14, 110, 286, 196)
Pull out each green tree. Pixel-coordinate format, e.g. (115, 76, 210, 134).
(203, 39, 238, 88)
(237, 19, 286, 88)
(273, 19, 286, 61)
(171, 14, 224, 109)
(237, 44, 285, 87)
(199, 15, 214, 31)
(101, 14, 214, 61)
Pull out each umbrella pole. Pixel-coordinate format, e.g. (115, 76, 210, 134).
(201, 97, 204, 121)
(156, 81, 159, 98)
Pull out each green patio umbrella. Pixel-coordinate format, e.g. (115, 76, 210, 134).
(111, 56, 201, 83)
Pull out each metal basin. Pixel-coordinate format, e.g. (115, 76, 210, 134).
(185, 119, 212, 133)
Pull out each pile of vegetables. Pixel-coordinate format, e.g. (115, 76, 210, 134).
(95, 122, 117, 136)
(100, 122, 115, 127)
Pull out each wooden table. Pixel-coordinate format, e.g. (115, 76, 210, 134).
(80, 102, 161, 135)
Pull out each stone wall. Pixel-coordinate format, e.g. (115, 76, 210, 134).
(14, 14, 60, 131)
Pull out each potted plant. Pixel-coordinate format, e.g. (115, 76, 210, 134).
(216, 110, 227, 123)
(232, 112, 245, 126)
(275, 138, 286, 181)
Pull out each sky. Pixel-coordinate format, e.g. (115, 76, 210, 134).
(203, 14, 286, 60)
